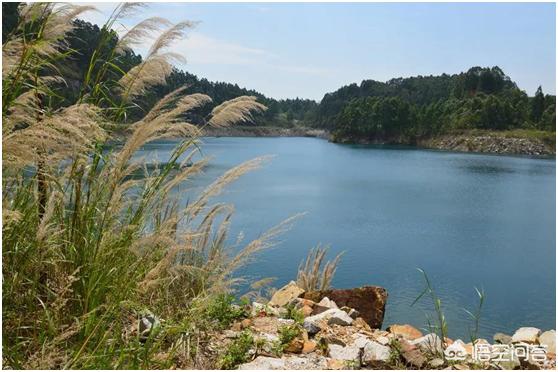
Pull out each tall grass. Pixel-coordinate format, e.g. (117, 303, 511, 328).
(2, 3, 287, 369)
(296, 244, 344, 291)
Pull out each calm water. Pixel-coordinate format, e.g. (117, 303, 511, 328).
(136, 137, 556, 340)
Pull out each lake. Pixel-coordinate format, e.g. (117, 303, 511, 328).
(136, 136, 556, 340)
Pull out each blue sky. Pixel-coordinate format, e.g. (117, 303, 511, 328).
(80, 2, 556, 100)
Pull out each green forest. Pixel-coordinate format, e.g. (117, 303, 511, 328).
(2, 3, 555, 141)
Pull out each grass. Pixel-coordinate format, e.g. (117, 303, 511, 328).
(296, 244, 344, 292)
(218, 331, 255, 369)
(2, 3, 292, 369)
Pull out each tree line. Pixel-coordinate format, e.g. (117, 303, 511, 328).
(2, 4, 554, 139)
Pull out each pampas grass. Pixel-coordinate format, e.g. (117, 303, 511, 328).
(296, 244, 344, 292)
(2, 3, 283, 369)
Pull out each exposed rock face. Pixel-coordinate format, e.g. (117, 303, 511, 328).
(303, 308, 353, 334)
(269, 281, 305, 307)
(301, 286, 387, 329)
(328, 344, 361, 362)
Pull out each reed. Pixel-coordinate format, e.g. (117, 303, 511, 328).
(2, 3, 281, 369)
(296, 244, 344, 291)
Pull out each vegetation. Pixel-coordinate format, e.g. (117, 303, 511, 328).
(296, 245, 344, 291)
(218, 331, 255, 369)
(326, 67, 555, 143)
(2, 3, 295, 369)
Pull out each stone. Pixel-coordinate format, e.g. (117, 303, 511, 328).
(375, 336, 390, 346)
(284, 337, 304, 353)
(387, 324, 423, 340)
(539, 330, 556, 354)
(429, 358, 445, 368)
(283, 354, 328, 369)
(301, 305, 313, 317)
(400, 339, 426, 368)
(353, 317, 372, 332)
(352, 334, 371, 349)
(318, 297, 338, 309)
(326, 359, 346, 370)
(223, 329, 239, 338)
(328, 344, 361, 362)
(138, 313, 161, 341)
(340, 306, 360, 319)
(493, 332, 512, 344)
(241, 318, 252, 329)
(301, 286, 388, 329)
(231, 321, 242, 331)
(303, 308, 353, 335)
(512, 327, 541, 344)
(269, 281, 305, 307)
(362, 340, 390, 365)
(251, 302, 279, 317)
(444, 341, 468, 361)
(238, 356, 285, 370)
(411, 333, 444, 354)
(302, 340, 317, 354)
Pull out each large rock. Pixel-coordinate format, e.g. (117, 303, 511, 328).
(283, 354, 328, 369)
(539, 330, 556, 354)
(303, 308, 353, 334)
(387, 324, 423, 340)
(512, 327, 541, 344)
(238, 356, 285, 370)
(269, 281, 305, 307)
(301, 286, 387, 329)
(400, 339, 426, 368)
(362, 340, 390, 366)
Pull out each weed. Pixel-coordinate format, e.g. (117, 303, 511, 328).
(219, 331, 254, 370)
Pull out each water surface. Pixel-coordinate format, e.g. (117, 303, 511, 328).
(137, 137, 556, 339)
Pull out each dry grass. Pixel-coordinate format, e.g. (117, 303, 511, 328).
(296, 244, 344, 292)
(2, 3, 288, 369)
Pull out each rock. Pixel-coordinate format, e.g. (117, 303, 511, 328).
(223, 329, 239, 338)
(269, 281, 305, 307)
(328, 344, 361, 362)
(340, 306, 360, 319)
(318, 297, 338, 309)
(387, 324, 423, 340)
(283, 354, 328, 369)
(353, 317, 372, 332)
(362, 340, 390, 366)
(400, 339, 427, 368)
(241, 318, 252, 329)
(138, 313, 161, 341)
(322, 335, 347, 346)
(284, 337, 304, 353)
(303, 308, 353, 335)
(493, 332, 512, 344)
(429, 358, 445, 368)
(375, 336, 390, 345)
(452, 363, 470, 370)
(251, 302, 278, 317)
(301, 286, 387, 329)
(326, 359, 346, 370)
(231, 321, 242, 331)
(411, 333, 443, 354)
(238, 356, 285, 370)
(302, 340, 317, 354)
(539, 330, 556, 354)
(444, 341, 468, 361)
(301, 305, 313, 317)
(512, 327, 541, 344)
(352, 334, 371, 349)
(494, 347, 521, 370)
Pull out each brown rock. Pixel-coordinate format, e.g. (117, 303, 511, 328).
(301, 305, 313, 317)
(400, 339, 426, 368)
(387, 324, 423, 340)
(284, 337, 305, 353)
(231, 321, 242, 331)
(302, 340, 317, 354)
(326, 359, 346, 370)
(270, 281, 305, 307)
(353, 317, 372, 332)
(241, 318, 252, 329)
(302, 286, 387, 329)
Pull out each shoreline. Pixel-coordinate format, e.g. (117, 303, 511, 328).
(204, 127, 556, 157)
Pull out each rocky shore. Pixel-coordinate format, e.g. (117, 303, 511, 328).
(204, 282, 556, 370)
(203, 127, 555, 156)
(421, 134, 555, 156)
(203, 126, 330, 139)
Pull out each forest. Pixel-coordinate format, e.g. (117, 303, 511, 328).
(3, 3, 554, 141)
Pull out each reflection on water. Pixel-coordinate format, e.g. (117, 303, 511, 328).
(135, 137, 556, 339)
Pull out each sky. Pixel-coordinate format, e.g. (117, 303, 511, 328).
(77, 2, 556, 101)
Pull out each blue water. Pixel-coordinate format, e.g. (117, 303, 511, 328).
(137, 137, 556, 340)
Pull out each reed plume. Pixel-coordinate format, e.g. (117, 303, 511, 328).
(297, 244, 344, 291)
